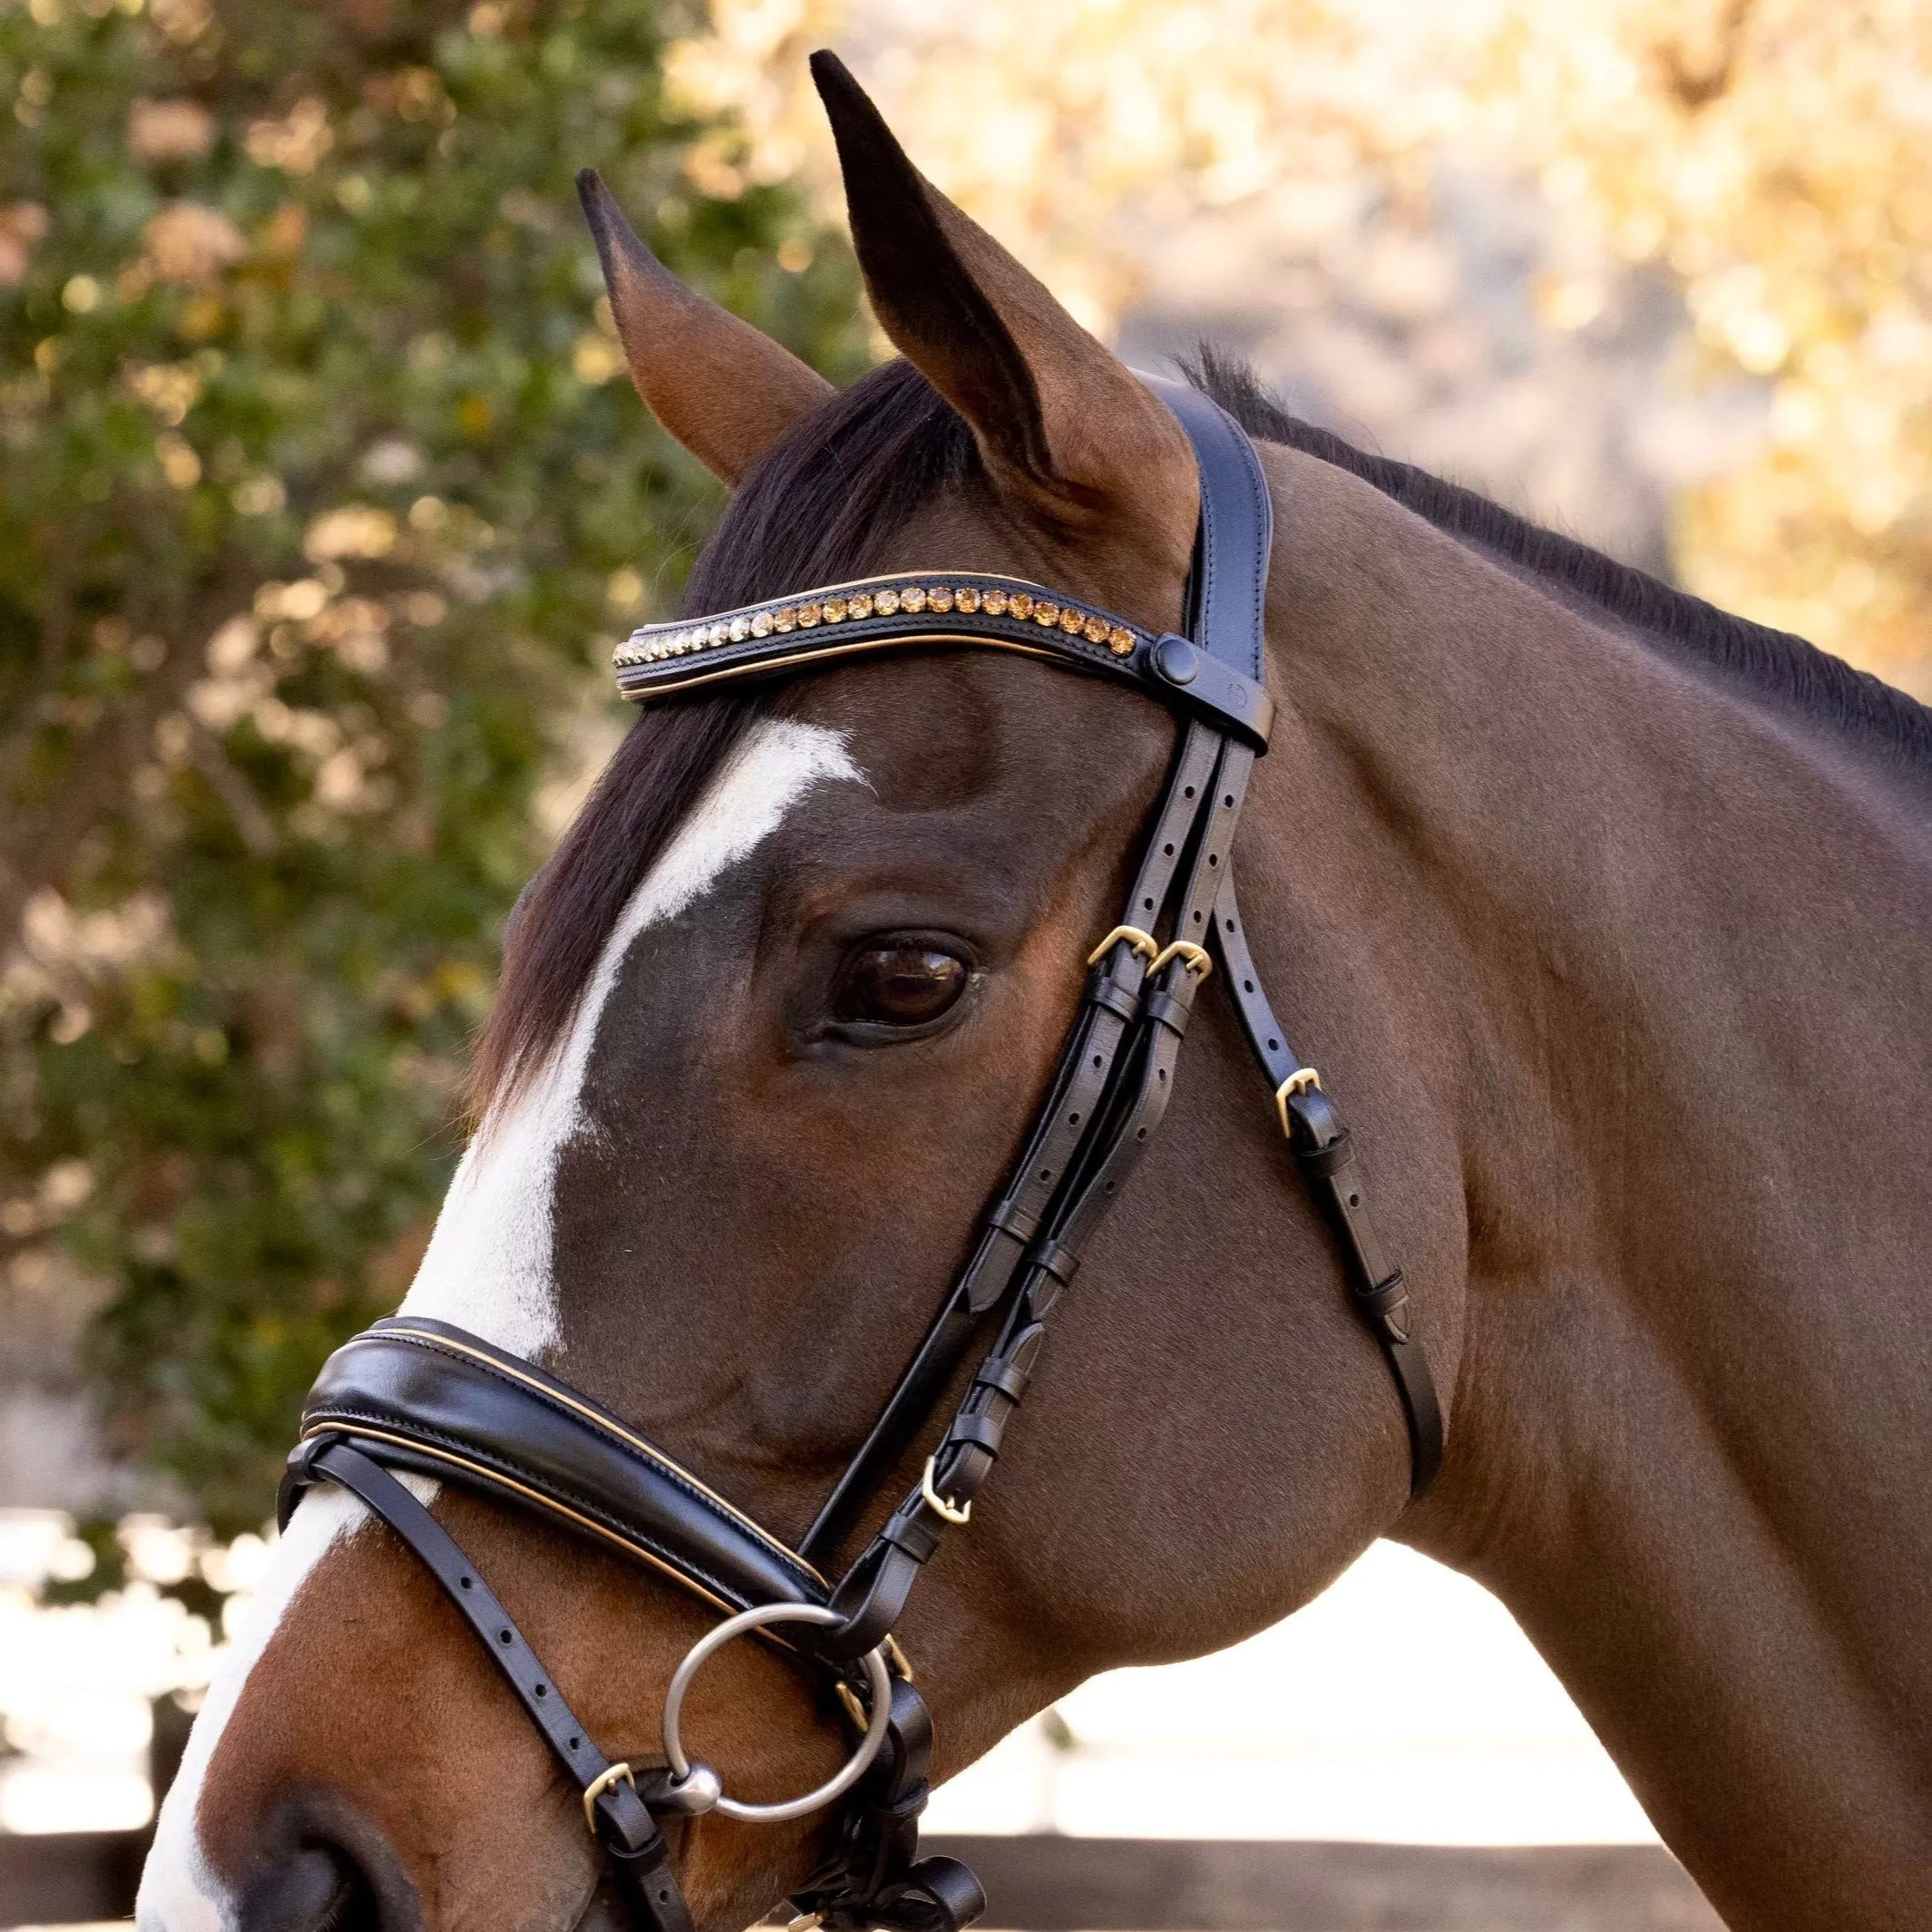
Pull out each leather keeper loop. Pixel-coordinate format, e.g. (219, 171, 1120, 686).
(878, 1509, 941, 1566)
(943, 1413, 1005, 1457)
(1351, 1269, 1408, 1320)
(986, 1199, 1039, 1244)
(971, 1359, 1030, 1401)
(1032, 1238, 1081, 1284)
(1143, 989, 1191, 1034)
(1295, 1129, 1356, 1177)
(1088, 979, 1140, 1024)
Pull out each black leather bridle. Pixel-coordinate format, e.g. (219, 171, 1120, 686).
(278, 382, 1443, 1932)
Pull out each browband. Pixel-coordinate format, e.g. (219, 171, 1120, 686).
(611, 571, 1273, 751)
(612, 376, 1275, 751)
(284, 1318, 827, 1621)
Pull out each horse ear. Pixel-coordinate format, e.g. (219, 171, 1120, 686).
(576, 170, 834, 485)
(808, 51, 1197, 569)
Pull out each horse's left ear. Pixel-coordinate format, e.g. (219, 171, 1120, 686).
(577, 169, 834, 484)
(809, 51, 1199, 576)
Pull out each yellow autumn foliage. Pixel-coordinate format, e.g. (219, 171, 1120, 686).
(673, 0, 1932, 698)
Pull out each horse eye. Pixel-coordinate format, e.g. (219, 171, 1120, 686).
(833, 944, 969, 1028)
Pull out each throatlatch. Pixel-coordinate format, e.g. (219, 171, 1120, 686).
(281, 378, 1442, 1932)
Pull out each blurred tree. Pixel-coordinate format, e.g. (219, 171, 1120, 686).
(0, 0, 864, 1532)
(1484, 0, 1932, 697)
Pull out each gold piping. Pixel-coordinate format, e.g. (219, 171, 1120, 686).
(615, 631, 1129, 703)
(302, 1423, 751, 1618)
(356, 1325, 825, 1583)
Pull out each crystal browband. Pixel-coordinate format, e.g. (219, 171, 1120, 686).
(612, 571, 1274, 747)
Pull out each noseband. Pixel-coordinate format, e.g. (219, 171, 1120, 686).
(280, 382, 1443, 1932)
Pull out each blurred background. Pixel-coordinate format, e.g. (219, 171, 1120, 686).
(2, 0, 1926, 1919)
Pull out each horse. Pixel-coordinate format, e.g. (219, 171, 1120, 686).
(137, 51, 1931, 1932)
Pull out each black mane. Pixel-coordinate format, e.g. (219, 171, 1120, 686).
(1184, 346, 1932, 776)
(475, 348, 1927, 1109)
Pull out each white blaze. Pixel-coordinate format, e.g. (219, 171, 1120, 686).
(397, 716, 862, 1360)
(137, 716, 863, 1929)
(138, 1487, 366, 1932)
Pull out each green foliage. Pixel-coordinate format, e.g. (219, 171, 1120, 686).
(0, 0, 864, 1532)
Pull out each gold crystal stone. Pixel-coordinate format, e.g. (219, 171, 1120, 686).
(875, 589, 901, 615)
(796, 604, 819, 628)
(1108, 626, 1135, 656)
(751, 610, 772, 638)
(1060, 608, 1084, 633)
(1034, 601, 1059, 627)
(927, 587, 953, 612)
(956, 587, 981, 613)
(849, 592, 873, 619)
(1009, 592, 1032, 619)
(771, 608, 793, 632)
(1083, 616, 1107, 643)
(982, 590, 1007, 615)
(824, 599, 847, 623)
(901, 585, 927, 612)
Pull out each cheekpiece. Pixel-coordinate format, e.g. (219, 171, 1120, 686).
(613, 571, 1274, 748)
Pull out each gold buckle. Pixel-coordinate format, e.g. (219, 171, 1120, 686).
(920, 1453, 971, 1525)
(581, 1760, 636, 1832)
(1086, 924, 1158, 970)
(1273, 1067, 1321, 1137)
(1150, 939, 1213, 980)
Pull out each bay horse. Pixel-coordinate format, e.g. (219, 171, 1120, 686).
(138, 52, 1930, 1932)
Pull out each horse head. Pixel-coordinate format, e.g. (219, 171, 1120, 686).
(141, 41, 1932, 1932)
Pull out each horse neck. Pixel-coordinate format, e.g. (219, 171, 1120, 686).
(1251, 445, 1932, 1927)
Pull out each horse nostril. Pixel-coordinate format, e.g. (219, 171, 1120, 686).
(243, 1840, 379, 1932)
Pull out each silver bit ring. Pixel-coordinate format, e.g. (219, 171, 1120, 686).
(660, 1602, 893, 1825)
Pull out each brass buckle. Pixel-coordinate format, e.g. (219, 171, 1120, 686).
(1086, 924, 1158, 970)
(581, 1760, 636, 1832)
(920, 1453, 972, 1525)
(1273, 1066, 1321, 1137)
(1150, 939, 1213, 980)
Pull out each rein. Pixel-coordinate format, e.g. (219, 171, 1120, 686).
(279, 381, 1443, 1932)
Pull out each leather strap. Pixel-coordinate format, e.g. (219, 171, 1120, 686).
(790, 1678, 986, 1932)
(799, 722, 1224, 1567)
(1211, 873, 1444, 1494)
(1142, 377, 1273, 686)
(285, 1437, 695, 1932)
(294, 1318, 827, 1618)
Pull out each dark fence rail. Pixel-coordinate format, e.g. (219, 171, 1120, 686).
(0, 1830, 150, 1927)
(925, 1837, 1722, 1931)
(2, 1830, 1720, 1930)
